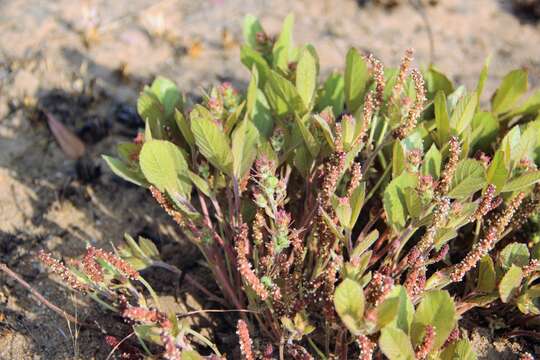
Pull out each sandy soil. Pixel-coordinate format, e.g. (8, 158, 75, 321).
(1, 0, 540, 358)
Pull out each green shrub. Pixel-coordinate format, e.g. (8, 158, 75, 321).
(41, 14, 540, 359)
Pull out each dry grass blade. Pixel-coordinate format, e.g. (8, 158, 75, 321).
(45, 111, 86, 159)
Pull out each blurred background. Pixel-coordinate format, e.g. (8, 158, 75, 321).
(0, 0, 539, 358)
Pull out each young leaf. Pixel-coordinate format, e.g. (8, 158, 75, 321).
(138, 90, 164, 136)
(499, 265, 523, 303)
(422, 144, 442, 178)
(240, 45, 270, 85)
(486, 150, 508, 193)
(139, 140, 191, 196)
(139, 237, 160, 258)
(447, 160, 486, 199)
(150, 76, 180, 117)
(411, 290, 457, 350)
(191, 116, 233, 175)
(379, 326, 415, 360)
(476, 56, 491, 104)
(477, 255, 496, 293)
(434, 90, 451, 147)
(272, 14, 295, 72)
(344, 48, 368, 114)
(492, 69, 528, 115)
(296, 47, 318, 109)
(349, 182, 366, 228)
(353, 229, 378, 258)
(392, 141, 406, 179)
(334, 278, 365, 335)
(174, 109, 195, 148)
(243, 14, 264, 48)
(317, 72, 345, 117)
(450, 92, 478, 135)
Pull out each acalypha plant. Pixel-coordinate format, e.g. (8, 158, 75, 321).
(39, 14, 540, 359)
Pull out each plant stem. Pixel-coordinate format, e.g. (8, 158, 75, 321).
(0, 262, 82, 326)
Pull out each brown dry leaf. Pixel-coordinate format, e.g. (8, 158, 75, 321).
(187, 40, 203, 58)
(45, 111, 86, 159)
(222, 28, 238, 50)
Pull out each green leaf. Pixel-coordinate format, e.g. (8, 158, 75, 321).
(509, 90, 540, 117)
(440, 339, 477, 360)
(470, 112, 499, 152)
(477, 255, 496, 293)
(502, 171, 540, 192)
(500, 243, 530, 271)
(334, 278, 365, 335)
(379, 326, 415, 360)
(181, 350, 204, 360)
(272, 14, 295, 72)
(188, 171, 212, 198)
(476, 56, 491, 104)
(450, 92, 478, 135)
(422, 144, 442, 179)
(344, 48, 368, 114)
(295, 114, 320, 157)
(384, 172, 418, 229)
(334, 198, 352, 229)
(103, 155, 147, 187)
(138, 90, 163, 138)
(247, 67, 274, 138)
(296, 46, 318, 109)
(501, 125, 521, 167)
(292, 144, 313, 179)
(392, 141, 406, 178)
(232, 117, 259, 178)
(513, 121, 540, 164)
(426, 66, 454, 96)
(150, 76, 180, 117)
(499, 265, 523, 303)
(313, 113, 336, 149)
(486, 150, 508, 193)
(139, 140, 191, 196)
(517, 285, 540, 315)
(264, 70, 305, 116)
(377, 286, 414, 334)
(317, 72, 345, 117)
(411, 290, 457, 350)
(174, 109, 195, 148)
(447, 160, 486, 199)
(434, 90, 451, 146)
(240, 45, 270, 85)
(191, 115, 233, 175)
(404, 190, 422, 220)
(243, 14, 264, 48)
(353, 229, 378, 258)
(139, 237, 160, 258)
(492, 69, 528, 115)
(349, 182, 366, 228)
